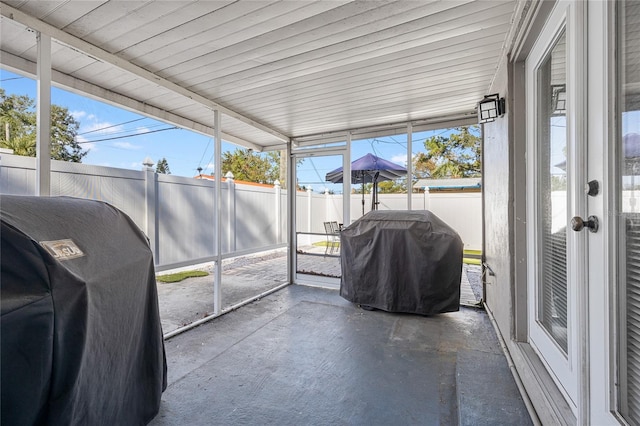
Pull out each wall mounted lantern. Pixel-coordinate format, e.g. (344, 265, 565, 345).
(477, 94, 506, 124)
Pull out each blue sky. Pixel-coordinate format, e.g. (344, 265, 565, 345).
(1, 69, 449, 192)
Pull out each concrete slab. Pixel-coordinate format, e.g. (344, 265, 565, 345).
(456, 350, 533, 426)
(150, 285, 531, 425)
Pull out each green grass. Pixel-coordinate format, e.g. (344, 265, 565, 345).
(156, 270, 209, 283)
(463, 249, 482, 265)
(313, 241, 340, 247)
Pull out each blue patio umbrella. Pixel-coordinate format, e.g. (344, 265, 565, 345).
(325, 153, 407, 215)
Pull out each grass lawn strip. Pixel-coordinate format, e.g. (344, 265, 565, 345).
(157, 270, 209, 283)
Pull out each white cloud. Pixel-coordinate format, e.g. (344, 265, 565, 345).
(75, 135, 98, 151)
(71, 110, 86, 120)
(135, 126, 150, 134)
(82, 121, 123, 135)
(113, 141, 142, 150)
(70, 110, 97, 121)
(390, 154, 408, 165)
(82, 142, 98, 151)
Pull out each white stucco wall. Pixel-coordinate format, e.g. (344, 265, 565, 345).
(482, 60, 512, 335)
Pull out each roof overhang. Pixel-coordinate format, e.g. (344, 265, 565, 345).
(1, 0, 522, 150)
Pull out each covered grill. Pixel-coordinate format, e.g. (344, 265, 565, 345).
(1, 195, 166, 425)
(340, 210, 463, 315)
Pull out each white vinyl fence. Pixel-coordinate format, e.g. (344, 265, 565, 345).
(1, 154, 482, 269)
(318, 191, 482, 250)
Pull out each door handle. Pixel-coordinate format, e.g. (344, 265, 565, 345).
(570, 215, 599, 233)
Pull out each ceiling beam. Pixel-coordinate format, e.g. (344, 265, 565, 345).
(1, 50, 263, 152)
(0, 2, 290, 143)
(291, 113, 478, 146)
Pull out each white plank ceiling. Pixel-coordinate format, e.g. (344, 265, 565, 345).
(0, 0, 518, 151)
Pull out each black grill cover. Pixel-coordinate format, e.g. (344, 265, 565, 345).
(1, 195, 166, 425)
(340, 210, 463, 314)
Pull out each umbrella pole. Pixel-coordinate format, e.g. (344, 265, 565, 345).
(371, 172, 379, 211)
(360, 171, 365, 216)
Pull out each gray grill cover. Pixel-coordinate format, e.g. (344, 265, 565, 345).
(1, 195, 166, 425)
(340, 210, 463, 314)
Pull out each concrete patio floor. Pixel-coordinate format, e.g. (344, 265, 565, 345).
(150, 285, 532, 426)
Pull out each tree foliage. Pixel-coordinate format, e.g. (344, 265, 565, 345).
(414, 126, 481, 179)
(221, 148, 279, 183)
(156, 157, 171, 174)
(377, 179, 407, 193)
(0, 88, 87, 162)
(0, 89, 36, 156)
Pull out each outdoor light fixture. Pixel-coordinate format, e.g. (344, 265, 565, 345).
(477, 94, 506, 124)
(552, 84, 566, 115)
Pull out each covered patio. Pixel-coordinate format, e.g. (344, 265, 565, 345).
(1, 1, 543, 424)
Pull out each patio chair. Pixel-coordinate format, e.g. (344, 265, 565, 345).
(330, 221, 342, 254)
(323, 221, 340, 255)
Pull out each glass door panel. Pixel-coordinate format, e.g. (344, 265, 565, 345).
(617, 1, 640, 422)
(536, 31, 569, 353)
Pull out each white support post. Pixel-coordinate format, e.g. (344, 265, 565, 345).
(425, 187, 431, 211)
(36, 32, 51, 196)
(345, 132, 351, 225)
(274, 179, 281, 244)
(143, 157, 158, 263)
(307, 186, 313, 245)
(213, 109, 222, 314)
(407, 122, 413, 210)
(325, 187, 331, 223)
(287, 142, 294, 284)
(225, 171, 236, 253)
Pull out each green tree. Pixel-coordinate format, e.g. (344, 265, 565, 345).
(0, 89, 36, 156)
(50, 104, 84, 162)
(378, 179, 407, 193)
(222, 148, 279, 183)
(0, 88, 87, 162)
(415, 126, 481, 178)
(156, 157, 171, 174)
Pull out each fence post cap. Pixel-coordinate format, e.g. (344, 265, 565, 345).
(142, 156, 154, 170)
(224, 171, 234, 181)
